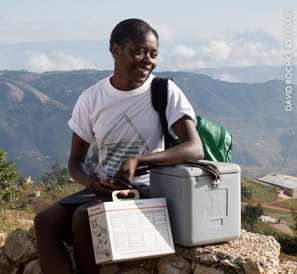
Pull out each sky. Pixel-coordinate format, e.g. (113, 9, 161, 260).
(0, 0, 296, 73)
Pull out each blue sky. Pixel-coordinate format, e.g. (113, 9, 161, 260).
(1, 0, 296, 72)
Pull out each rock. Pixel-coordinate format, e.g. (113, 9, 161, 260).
(220, 258, 241, 269)
(199, 255, 218, 265)
(158, 253, 191, 274)
(242, 261, 264, 274)
(0, 247, 17, 274)
(10, 267, 23, 274)
(100, 263, 119, 274)
(278, 260, 297, 273)
(5, 228, 38, 264)
(176, 230, 281, 273)
(28, 226, 36, 239)
(33, 191, 40, 197)
(116, 267, 150, 274)
(193, 264, 225, 274)
(64, 242, 77, 270)
(23, 259, 42, 274)
(0, 231, 7, 247)
(0, 227, 296, 274)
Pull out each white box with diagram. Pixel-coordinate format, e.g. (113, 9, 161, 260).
(87, 197, 175, 264)
(150, 161, 241, 247)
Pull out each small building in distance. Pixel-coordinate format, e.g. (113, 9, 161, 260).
(257, 173, 297, 197)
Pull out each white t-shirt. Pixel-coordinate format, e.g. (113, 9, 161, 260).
(68, 74, 196, 186)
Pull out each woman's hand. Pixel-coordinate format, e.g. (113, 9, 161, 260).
(109, 156, 139, 184)
(84, 173, 111, 196)
(85, 173, 125, 196)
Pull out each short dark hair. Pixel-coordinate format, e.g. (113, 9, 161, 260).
(109, 18, 158, 53)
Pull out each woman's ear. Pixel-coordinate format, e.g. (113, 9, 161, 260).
(111, 43, 120, 58)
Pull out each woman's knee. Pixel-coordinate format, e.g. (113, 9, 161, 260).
(34, 208, 53, 231)
(72, 200, 103, 233)
(34, 204, 75, 234)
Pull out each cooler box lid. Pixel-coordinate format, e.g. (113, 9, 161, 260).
(150, 160, 241, 178)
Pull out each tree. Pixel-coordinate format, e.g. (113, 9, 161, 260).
(0, 148, 28, 211)
(241, 203, 264, 231)
(241, 183, 253, 201)
(39, 162, 70, 185)
(85, 144, 99, 173)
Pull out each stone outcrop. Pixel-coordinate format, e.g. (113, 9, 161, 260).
(0, 227, 296, 274)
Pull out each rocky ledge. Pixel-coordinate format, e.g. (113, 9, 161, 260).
(0, 228, 296, 274)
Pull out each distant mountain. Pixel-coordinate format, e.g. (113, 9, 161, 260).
(0, 70, 296, 180)
(186, 66, 297, 84)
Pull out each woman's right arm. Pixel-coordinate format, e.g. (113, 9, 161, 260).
(68, 132, 114, 196)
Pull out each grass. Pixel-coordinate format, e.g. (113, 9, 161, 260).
(11, 182, 85, 213)
(255, 219, 279, 234)
(0, 209, 35, 234)
(241, 178, 279, 203)
(0, 182, 85, 233)
(273, 199, 297, 210)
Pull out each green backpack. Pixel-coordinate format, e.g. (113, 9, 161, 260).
(151, 77, 233, 163)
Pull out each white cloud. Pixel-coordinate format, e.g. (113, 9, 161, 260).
(231, 42, 284, 67)
(173, 45, 196, 59)
(216, 73, 240, 82)
(53, 51, 96, 71)
(85, 15, 100, 29)
(203, 40, 231, 61)
(25, 53, 56, 72)
(24, 51, 96, 72)
(178, 60, 206, 70)
(153, 24, 175, 43)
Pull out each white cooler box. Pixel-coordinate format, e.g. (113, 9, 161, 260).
(150, 161, 241, 247)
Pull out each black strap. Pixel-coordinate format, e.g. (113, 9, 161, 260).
(135, 161, 221, 188)
(151, 77, 174, 149)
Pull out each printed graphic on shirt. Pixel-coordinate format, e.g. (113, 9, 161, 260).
(100, 114, 149, 175)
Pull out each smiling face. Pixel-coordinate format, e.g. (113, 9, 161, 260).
(111, 31, 158, 91)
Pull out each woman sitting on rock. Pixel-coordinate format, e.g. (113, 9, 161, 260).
(34, 18, 204, 274)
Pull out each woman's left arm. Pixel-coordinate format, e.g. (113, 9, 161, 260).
(110, 115, 204, 183)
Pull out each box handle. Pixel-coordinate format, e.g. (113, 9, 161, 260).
(112, 190, 140, 201)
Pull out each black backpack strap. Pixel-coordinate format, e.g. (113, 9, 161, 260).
(151, 77, 174, 149)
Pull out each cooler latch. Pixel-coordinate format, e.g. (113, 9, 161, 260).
(212, 179, 221, 188)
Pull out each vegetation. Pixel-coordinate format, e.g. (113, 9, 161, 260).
(1, 209, 35, 234)
(85, 144, 99, 173)
(274, 199, 297, 210)
(240, 178, 297, 256)
(0, 148, 28, 211)
(241, 182, 253, 201)
(290, 206, 297, 231)
(241, 178, 279, 203)
(274, 233, 297, 255)
(241, 203, 264, 232)
(39, 162, 70, 185)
